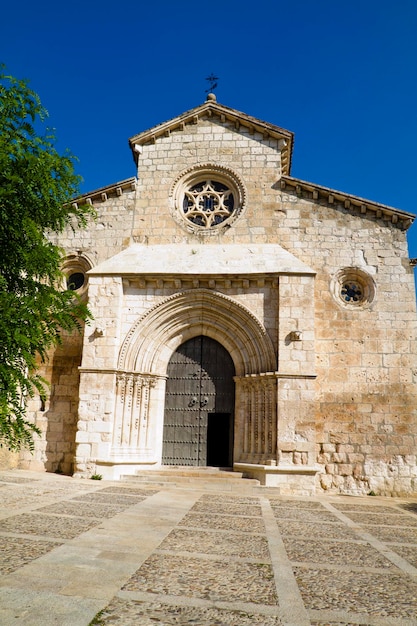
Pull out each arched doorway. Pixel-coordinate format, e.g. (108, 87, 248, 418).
(162, 336, 235, 467)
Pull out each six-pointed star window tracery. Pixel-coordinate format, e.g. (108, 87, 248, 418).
(341, 281, 363, 303)
(182, 180, 235, 228)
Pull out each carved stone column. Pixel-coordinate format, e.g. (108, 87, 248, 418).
(111, 372, 158, 460)
(235, 373, 277, 465)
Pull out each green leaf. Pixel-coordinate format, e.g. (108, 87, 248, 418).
(0, 65, 94, 451)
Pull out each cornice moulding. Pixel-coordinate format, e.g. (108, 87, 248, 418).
(72, 177, 137, 207)
(280, 175, 415, 228)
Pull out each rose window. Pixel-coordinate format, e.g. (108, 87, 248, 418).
(183, 180, 234, 228)
(171, 165, 246, 233)
(331, 268, 376, 309)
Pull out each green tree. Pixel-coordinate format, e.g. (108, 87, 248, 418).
(0, 66, 94, 451)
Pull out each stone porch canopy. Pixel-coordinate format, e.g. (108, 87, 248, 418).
(88, 244, 316, 277)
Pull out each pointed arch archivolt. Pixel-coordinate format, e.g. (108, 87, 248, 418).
(118, 289, 276, 376)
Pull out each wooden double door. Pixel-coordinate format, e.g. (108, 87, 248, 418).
(162, 336, 235, 467)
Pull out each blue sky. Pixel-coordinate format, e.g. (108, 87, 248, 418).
(2, 0, 417, 254)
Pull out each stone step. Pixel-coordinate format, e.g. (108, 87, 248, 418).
(120, 467, 261, 492)
(133, 467, 245, 478)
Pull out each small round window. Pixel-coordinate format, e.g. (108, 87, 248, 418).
(171, 165, 246, 233)
(331, 268, 376, 309)
(62, 254, 92, 300)
(67, 272, 85, 291)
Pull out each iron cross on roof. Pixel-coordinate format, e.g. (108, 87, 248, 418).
(205, 74, 219, 93)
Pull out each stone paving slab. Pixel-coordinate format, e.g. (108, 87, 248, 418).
(270, 506, 342, 523)
(200, 493, 261, 504)
(294, 567, 417, 618)
(68, 492, 148, 505)
(0, 481, 104, 513)
(159, 527, 271, 559)
(0, 471, 417, 626)
(179, 511, 266, 533)
(96, 486, 159, 496)
(190, 500, 263, 516)
(341, 511, 417, 527)
(281, 537, 396, 569)
(0, 513, 100, 539)
(332, 503, 405, 514)
(0, 492, 55, 510)
(0, 536, 62, 575)
(0, 587, 102, 626)
(311, 620, 365, 626)
(36, 501, 130, 519)
(268, 499, 325, 509)
(90, 597, 284, 625)
(122, 553, 277, 604)
(274, 519, 359, 540)
(360, 524, 417, 544)
(392, 545, 417, 568)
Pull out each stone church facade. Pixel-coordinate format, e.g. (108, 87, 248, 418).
(20, 94, 417, 496)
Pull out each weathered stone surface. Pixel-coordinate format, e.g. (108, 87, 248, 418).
(20, 96, 417, 496)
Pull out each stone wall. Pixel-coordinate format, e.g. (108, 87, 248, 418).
(48, 189, 136, 268)
(0, 448, 18, 470)
(132, 117, 283, 245)
(277, 191, 417, 495)
(21, 190, 136, 475)
(21, 328, 84, 475)
(20, 110, 417, 495)
(128, 116, 417, 494)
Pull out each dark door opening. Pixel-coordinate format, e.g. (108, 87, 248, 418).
(207, 413, 232, 467)
(162, 336, 235, 466)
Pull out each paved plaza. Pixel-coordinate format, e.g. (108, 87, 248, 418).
(0, 471, 416, 625)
